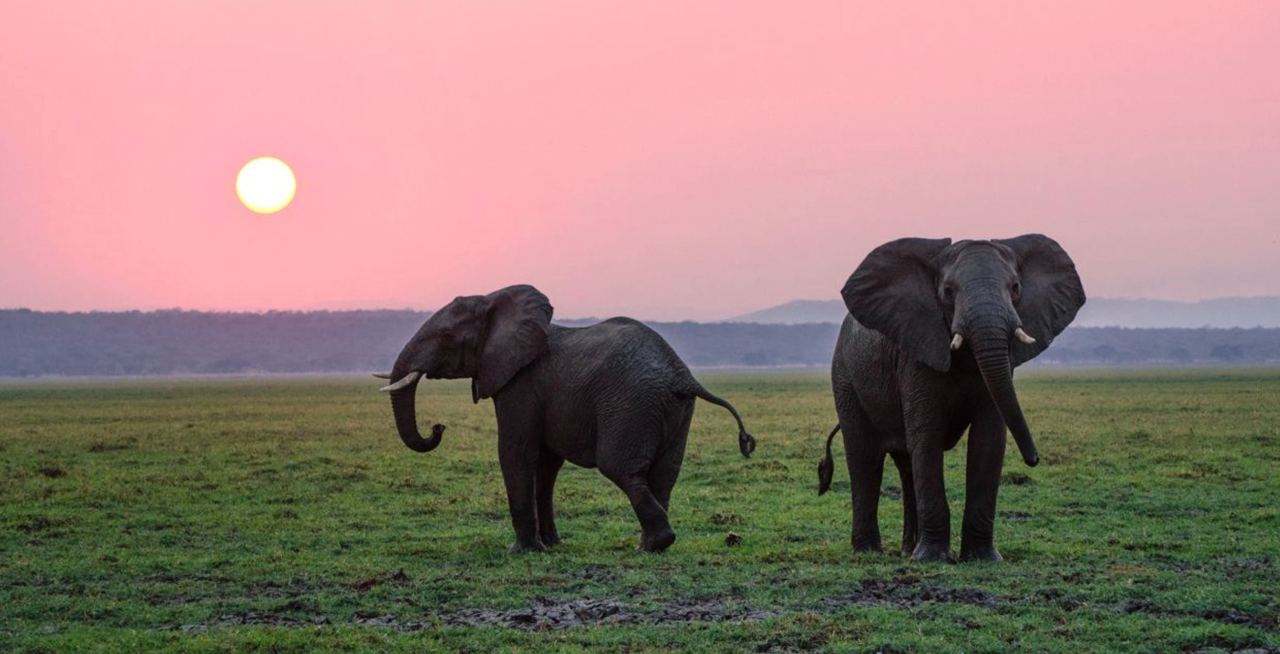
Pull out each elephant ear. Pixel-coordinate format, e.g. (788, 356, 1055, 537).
(995, 234, 1086, 367)
(474, 285, 554, 401)
(841, 237, 953, 372)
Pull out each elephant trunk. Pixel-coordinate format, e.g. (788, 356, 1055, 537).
(389, 374, 445, 453)
(970, 322, 1039, 467)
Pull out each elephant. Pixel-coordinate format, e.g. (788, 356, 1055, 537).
(816, 234, 1084, 562)
(378, 284, 756, 553)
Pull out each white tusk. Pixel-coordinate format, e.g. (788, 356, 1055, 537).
(379, 371, 421, 392)
(1014, 327, 1037, 344)
(950, 333, 963, 351)
(372, 373, 391, 379)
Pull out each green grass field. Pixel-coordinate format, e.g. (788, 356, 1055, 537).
(2, 370, 1278, 652)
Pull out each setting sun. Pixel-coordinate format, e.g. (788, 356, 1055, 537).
(235, 156, 296, 214)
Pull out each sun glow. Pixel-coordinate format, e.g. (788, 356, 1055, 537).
(235, 157, 296, 214)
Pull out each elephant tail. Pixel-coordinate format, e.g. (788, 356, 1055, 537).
(817, 424, 841, 496)
(689, 384, 756, 458)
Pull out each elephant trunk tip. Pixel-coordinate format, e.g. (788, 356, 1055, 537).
(1011, 426, 1039, 467)
(738, 430, 756, 458)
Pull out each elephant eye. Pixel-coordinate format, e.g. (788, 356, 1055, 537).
(1011, 282, 1022, 301)
(941, 285, 956, 301)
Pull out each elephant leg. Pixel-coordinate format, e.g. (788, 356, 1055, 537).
(496, 405, 545, 554)
(960, 405, 1006, 562)
(536, 449, 565, 546)
(598, 417, 674, 553)
(839, 407, 884, 553)
(890, 451, 918, 556)
(908, 440, 955, 563)
(648, 401, 693, 513)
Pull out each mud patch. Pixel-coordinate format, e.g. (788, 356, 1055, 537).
(567, 565, 619, 585)
(998, 510, 1032, 521)
(37, 465, 66, 479)
(1001, 472, 1033, 485)
(441, 597, 774, 631)
(822, 578, 1001, 610)
(88, 438, 136, 453)
(709, 512, 744, 526)
(179, 612, 330, 632)
(342, 597, 775, 632)
(350, 569, 411, 593)
(443, 598, 632, 630)
(14, 515, 75, 535)
(1117, 600, 1276, 631)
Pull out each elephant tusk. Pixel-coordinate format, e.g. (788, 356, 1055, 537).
(950, 333, 963, 351)
(1014, 327, 1037, 344)
(372, 373, 391, 380)
(379, 371, 421, 392)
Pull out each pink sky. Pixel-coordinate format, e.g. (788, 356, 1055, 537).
(2, 2, 1278, 320)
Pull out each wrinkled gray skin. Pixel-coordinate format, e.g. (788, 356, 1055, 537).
(817, 235, 1084, 562)
(386, 285, 756, 554)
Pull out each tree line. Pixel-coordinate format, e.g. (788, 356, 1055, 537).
(1, 309, 1278, 377)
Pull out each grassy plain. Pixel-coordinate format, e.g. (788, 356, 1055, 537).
(1, 370, 1278, 652)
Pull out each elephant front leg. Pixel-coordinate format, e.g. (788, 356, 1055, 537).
(890, 452, 918, 556)
(908, 443, 955, 563)
(498, 435, 545, 554)
(960, 406, 1006, 562)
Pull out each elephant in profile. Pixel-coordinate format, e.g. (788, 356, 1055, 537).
(818, 235, 1084, 562)
(378, 284, 756, 553)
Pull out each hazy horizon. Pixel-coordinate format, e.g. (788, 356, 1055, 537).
(5, 2, 1279, 320)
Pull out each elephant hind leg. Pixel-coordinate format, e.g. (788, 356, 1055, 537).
(597, 415, 674, 553)
(536, 449, 565, 546)
(648, 400, 694, 513)
(839, 406, 885, 553)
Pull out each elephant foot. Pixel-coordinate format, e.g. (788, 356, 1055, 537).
(900, 540, 918, 557)
(540, 531, 561, 547)
(508, 538, 547, 555)
(639, 527, 676, 553)
(853, 540, 884, 554)
(910, 541, 957, 563)
(959, 543, 1003, 562)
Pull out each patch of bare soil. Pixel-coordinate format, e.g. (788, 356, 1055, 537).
(441, 597, 774, 631)
(349, 569, 411, 593)
(342, 597, 775, 632)
(822, 578, 1001, 610)
(179, 612, 330, 632)
(1118, 600, 1277, 632)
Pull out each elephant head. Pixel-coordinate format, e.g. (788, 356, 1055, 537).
(841, 234, 1085, 466)
(379, 285, 553, 453)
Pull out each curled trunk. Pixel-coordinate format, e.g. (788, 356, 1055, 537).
(390, 379, 445, 453)
(971, 326, 1040, 467)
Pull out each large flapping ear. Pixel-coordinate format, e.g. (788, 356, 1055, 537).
(841, 238, 953, 371)
(994, 234, 1086, 366)
(474, 285, 554, 400)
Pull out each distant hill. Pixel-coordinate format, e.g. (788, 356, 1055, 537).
(1073, 297, 1280, 328)
(2, 309, 1279, 376)
(727, 296, 1280, 328)
(727, 300, 846, 325)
